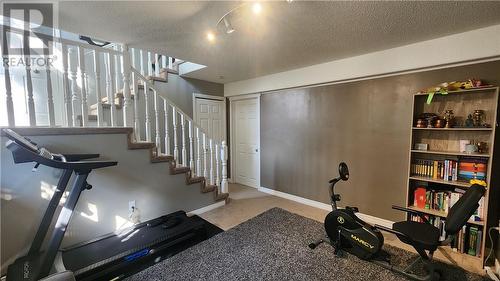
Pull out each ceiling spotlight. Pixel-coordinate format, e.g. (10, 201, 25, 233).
(252, 2, 262, 14)
(206, 31, 216, 42)
(223, 17, 235, 34)
(286, 0, 294, 2)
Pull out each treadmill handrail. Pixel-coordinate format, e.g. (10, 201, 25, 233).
(6, 141, 117, 171)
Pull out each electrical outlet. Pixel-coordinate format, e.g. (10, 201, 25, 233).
(129, 200, 136, 212)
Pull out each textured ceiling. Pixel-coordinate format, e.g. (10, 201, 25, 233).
(58, 1, 500, 83)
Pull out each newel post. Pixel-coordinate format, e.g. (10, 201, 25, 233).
(121, 44, 133, 127)
(221, 141, 228, 193)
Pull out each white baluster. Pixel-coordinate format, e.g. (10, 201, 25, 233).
(44, 42, 55, 126)
(189, 121, 195, 173)
(114, 46, 121, 90)
(215, 143, 220, 186)
(209, 139, 214, 185)
(221, 141, 228, 193)
(3, 67, 14, 126)
(61, 43, 72, 126)
(77, 46, 88, 126)
(144, 82, 151, 142)
(93, 50, 103, 126)
(104, 55, 111, 124)
(140, 49, 146, 76)
(168, 57, 173, 70)
(25, 47, 36, 126)
(147, 52, 153, 76)
(3, 37, 14, 126)
(153, 90, 161, 155)
(130, 47, 135, 69)
(68, 47, 80, 127)
(107, 52, 117, 126)
(161, 55, 167, 69)
(154, 53, 159, 77)
(172, 107, 179, 165)
(121, 45, 133, 127)
(203, 134, 208, 179)
(163, 100, 170, 155)
(181, 115, 187, 166)
(196, 128, 201, 177)
(132, 73, 141, 140)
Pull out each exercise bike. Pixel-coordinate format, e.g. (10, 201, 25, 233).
(309, 162, 485, 281)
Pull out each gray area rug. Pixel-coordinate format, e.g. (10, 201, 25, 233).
(126, 208, 487, 281)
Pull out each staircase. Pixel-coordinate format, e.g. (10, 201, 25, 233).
(2, 27, 229, 203)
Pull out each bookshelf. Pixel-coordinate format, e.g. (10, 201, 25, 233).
(410, 149, 490, 157)
(407, 206, 484, 226)
(412, 127, 493, 131)
(406, 86, 499, 271)
(409, 176, 470, 188)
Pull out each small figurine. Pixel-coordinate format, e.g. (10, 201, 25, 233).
(473, 110, 484, 127)
(477, 142, 488, 154)
(444, 110, 454, 128)
(426, 116, 437, 128)
(435, 119, 445, 128)
(465, 114, 474, 127)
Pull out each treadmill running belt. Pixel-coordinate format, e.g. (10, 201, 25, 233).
(61, 212, 222, 280)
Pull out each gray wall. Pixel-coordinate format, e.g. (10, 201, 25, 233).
(0, 132, 215, 272)
(261, 60, 500, 222)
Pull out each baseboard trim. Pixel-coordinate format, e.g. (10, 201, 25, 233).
(258, 186, 393, 228)
(187, 201, 225, 216)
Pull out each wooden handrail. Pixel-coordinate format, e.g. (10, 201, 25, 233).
(6, 25, 123, 55)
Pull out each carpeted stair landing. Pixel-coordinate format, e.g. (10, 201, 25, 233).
(126, 208, 488, 281)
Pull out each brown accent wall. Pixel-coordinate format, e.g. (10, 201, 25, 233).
(261, 60, 500, 221)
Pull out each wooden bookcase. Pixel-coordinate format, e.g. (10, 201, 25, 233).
(406, 86, 499, 271)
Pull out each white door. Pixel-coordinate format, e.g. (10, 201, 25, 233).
(194, 98, 225, 142)
(233, 98, 260, 188)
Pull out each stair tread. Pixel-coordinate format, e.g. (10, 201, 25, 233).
(202, 185, 216, 193)
(188, 176, 205, 184)
(216, 192, 229, 201)
(160, 67, 179, 75)
(76, 114, 98, 121)
(148, 75, 167, 82)
(90, 103, 123, 110)
(171, 166, 191, 174)
(128, 141, 155, 149)
(151, 155, 174, 163)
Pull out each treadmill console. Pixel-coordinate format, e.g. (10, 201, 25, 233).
(3, 128, 39, 153)
(3, 129, 65, 162)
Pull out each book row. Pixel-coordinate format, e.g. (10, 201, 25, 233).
(409, 214, 482, 257)
(413, 187, 484, 221)
(410, 157, 487, 181)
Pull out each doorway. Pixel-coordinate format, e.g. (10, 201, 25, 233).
(230, 95, 260, 188)
(193, 94, 226, 142)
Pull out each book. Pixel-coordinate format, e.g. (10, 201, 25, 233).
(468, 227, 477, 256)
(476, 229, 483, 257)
(414, 187, 427, 209)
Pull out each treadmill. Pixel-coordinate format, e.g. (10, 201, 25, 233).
(3, 129, 222, 281)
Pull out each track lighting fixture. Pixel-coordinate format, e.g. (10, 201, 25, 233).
(223, 17, 235, 34)
(209, 2, 265, 43)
